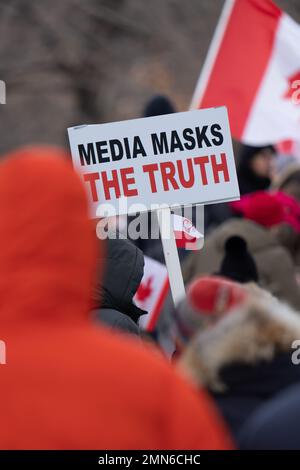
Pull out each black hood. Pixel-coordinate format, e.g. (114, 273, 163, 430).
(143, 95, 176, 117)
(238, 144, 274, 195)
(93, 234, 146, 323)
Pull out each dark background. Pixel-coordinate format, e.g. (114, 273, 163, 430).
(0, 0, 299, 154)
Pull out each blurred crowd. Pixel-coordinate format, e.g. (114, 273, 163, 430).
(1, 96, 300, 450)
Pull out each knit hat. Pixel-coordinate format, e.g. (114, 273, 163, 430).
(173, 276, 248, 347)
(231, 191, 284, 227)
(219, 236, 259, 283)
(143, 95, 176, 117)
(231, 190, 300, 232)
(272, 191, 300, 233)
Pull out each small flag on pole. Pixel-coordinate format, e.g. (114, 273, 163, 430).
(172, 214, 204, 250)
(134, 256, 169, 332)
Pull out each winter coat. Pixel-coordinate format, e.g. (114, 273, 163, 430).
(239, 383, 300, 449)
(0, 147, 232, 450)
(273, 164, 300, 267)
(91, 235, 146, 336)
(183, 218, 300, 310)
(214, 352, 300, 438)
(180, 285, 300, 439)
(95, 308, 140, 336)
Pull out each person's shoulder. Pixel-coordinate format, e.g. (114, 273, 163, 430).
(93, 308, 140, 336)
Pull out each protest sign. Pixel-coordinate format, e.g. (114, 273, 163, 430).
(68, 107, 239, 311)
(68, 107, 239, 218)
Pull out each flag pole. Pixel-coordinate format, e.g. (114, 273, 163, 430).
(156, 207, 185, 306)
(190, 0, 236, 109)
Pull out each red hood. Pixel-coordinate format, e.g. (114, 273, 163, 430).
(0, 146, 98, 329)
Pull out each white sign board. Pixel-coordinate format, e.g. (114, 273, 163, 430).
(68, 107, 239, 217)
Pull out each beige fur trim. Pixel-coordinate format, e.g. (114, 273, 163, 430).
(179, 286, 300, 392)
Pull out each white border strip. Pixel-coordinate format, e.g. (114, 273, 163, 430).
(189, 0, 236, 110)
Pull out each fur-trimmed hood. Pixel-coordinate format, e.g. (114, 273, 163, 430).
(180, 284, 300, 393)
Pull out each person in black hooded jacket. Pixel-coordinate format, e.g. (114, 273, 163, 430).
(91, 233, 147, 336)
(237, 144, 275, 195)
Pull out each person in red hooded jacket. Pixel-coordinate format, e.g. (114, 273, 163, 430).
(0, 146, 232, 450)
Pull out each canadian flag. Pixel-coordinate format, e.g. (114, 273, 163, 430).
(191, 0, 300, 146)
(134, 256, 169, 332)
(276, 139, 300, 157)
(172, 214, 204, 250)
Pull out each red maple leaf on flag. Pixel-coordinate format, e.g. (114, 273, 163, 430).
(283, 71, 300, 104)
(136, 277, 153, 303)
(277, 139, 294, 154)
